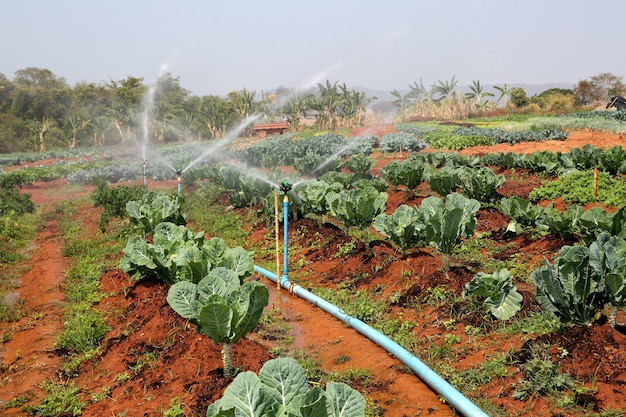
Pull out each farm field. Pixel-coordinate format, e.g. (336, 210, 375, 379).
(2, 124, 626, 417)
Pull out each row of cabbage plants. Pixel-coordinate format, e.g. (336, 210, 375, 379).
(117, 190, 367, 416)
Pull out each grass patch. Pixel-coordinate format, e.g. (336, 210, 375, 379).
(185, 183, 250, 247)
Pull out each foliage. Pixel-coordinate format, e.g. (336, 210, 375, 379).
(374, 204, 425, 256)
(343, 153, 375, 180)
(166, 269, 268, 377)
(458, 166, 505, 202)
(422, 129, 493, 150)
(56, 306, 109, 353)
(463, 268, 523, 320)
(298, 180, 344, 216)
(33, 380, 86, 417)
(381, 156, 430, 197)
(428, 167, 463, 197)
(126, 190, 186, 235)
(453, 126, 568, 145)
(206, 357, 366, 417)
(529, 170, 626, 206)
(89, 177, 146, 232)
(326, 186, 387, 233)
(530, 232, 626, 326)
(380, 132, 427, 153)
(423, 193, 480, 272)
(0, 170, 35, 216)
(294, 151, 341, 177)
(120, 224, 253, 286)
(512, 344, 575, 400)
(499, 196, 547, 235)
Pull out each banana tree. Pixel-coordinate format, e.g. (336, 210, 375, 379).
(167, 268, 269, 377)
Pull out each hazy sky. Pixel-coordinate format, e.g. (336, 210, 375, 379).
(2, 0, 624, 96)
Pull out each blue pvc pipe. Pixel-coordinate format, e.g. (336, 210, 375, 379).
(253, 264, 489, 417)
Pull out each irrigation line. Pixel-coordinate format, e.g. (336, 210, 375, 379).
(253, 264, 489, 417)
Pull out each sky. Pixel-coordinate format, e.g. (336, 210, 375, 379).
(1, 0, 625, 97)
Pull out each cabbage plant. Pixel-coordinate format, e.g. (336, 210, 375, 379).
(374, 204, 425, 256)
(326, 186, 387, 242)
(381, 157, 430, 198)
(206, 357, 366, 417)
(126, 191, 186, 236)
(422, 193, 480, 273)
(463, 268, 522, 320)
(120, 224, 254, 285)
(167, 268, 269, 377)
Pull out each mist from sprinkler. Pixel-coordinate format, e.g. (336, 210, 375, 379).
(181, 114, 262, 173)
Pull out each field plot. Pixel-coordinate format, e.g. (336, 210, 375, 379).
(2, 120, 626, 417)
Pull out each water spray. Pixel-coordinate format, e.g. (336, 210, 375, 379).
(142, 159, 147, 187)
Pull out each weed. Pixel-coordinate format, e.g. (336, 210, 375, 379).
(63, 347, 102, 377)
(422, 285, 457, 308)
(1, 394, 30, 409)
(326, 367, 376, 390)
(91, 386, 111, 403)
(0, 290, 24, 322)
(33, 380, 86, 417)
(512, 343, 575, 400)
(333, 354, 351, 365)
(115, 371, 131, 384)
(163, 397, 187, 417)
(55, 305, 109, 354)
(313, 287, 387, 322)
(334, 238, 358, 258)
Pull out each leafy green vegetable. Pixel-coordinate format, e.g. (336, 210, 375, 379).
(326, 186, 387, 234)
(374, 204, 425, 256)
(206, 357, 366, 417)
(422, 193, 480, 273)
(531, 244, 605, 326)
(167, 270, 269, 377)
(428, 167, 463, 197)
(463, 268, 523, 320)
(381, 157, 430, 198)
(459, 166, 505, 202)
(126, 191, 186, 236)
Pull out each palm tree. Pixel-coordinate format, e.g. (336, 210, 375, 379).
(494, 83, 510, 107)
(465, 80, 494, 109)
(432, 75, 458, 101)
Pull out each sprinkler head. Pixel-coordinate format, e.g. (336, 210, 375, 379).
(175, 168, 182, 176)
(279, 181, 292, 194)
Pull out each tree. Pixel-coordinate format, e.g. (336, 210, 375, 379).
(574, 73, 625, 106)
(108, 76, 146, 143)
(509, 87, 529, 108)
(338, 83, 372, 127)
(432, 75, 458, 101)
(200, 95, 235, 139)
(152, 73, 189, 142)
(390, 89, 413, 121)
(494, 83, 510, 107)
(465, 80, 494, 109)
(228, 88, 257, 135)
(407, 79, 431, 103)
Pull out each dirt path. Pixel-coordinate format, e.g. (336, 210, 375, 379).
(0, 216, 68, 410)
(263, 282, 457, 417)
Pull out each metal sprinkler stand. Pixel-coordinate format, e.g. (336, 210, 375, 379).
(142, 159, 147, 187)
(175, 168, 183, 193)
(278, 182, 292, 289)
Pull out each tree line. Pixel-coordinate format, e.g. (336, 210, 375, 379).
(0, 67, 622, 154)
(0, 68, 373, 153)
